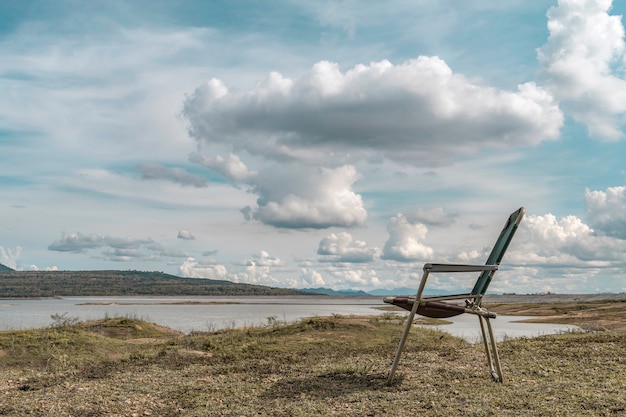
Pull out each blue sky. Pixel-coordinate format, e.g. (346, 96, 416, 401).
(2, 0, 626, 294)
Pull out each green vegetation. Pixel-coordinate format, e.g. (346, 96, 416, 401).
(0, 270, 305, 298)
(1, 305, 626, 416)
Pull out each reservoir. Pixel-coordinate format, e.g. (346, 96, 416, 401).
(0, 296, 579, 342)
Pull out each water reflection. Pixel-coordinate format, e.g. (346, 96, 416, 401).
(416, 313, 579, 342)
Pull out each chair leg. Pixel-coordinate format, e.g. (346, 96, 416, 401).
(485, 317, 503, 382)
(387, 300, 420, 385)
(478, 316, 503, 382)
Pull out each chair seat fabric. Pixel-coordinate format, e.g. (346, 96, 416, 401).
(385, 297, 465, 318)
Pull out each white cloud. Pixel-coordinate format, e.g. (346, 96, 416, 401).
(177, 230, 196, 240)
(317, 231, 380, 262)
(236, 266, 280, 286)
(0, 246, 21, 270)
(243, 164, 367, 228)
(509, 213, 626, 267)
(231, 267, 277, 286)
(585, 186, 626, 238)
(245, 250, 284, 267)
(325, 265, 382, 287)
(190, 250, 290, 287)
(183, 57, 563, 166)
(382, 214, 434, 262)
(524, 213, 593, 242)
(0, 246, 57, 272)
(179, 257, 229, 279)
(538, 0, 626, 139)
(300, 267, 326, 287)
(189, 152, 257, 182)
(22, 264, 59, 272)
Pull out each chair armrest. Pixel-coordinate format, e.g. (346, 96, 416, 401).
(424, 263, 498, 273)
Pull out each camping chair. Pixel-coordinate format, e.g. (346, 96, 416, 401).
(384, 207, 525, 384)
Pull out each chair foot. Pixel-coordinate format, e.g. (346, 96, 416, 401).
(490, 371, 502, 383)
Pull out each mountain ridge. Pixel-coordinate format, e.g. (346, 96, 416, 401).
(0, 263, 14, 272)
(0, 269, 508, 298)
(0, 270, 307, 298)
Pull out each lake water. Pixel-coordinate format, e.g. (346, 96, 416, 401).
(0, 296, 579, 342)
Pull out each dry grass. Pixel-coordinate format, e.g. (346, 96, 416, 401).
(1, 304, 626, 416)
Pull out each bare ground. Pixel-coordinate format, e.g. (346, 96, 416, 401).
(483, 293, 626, 332)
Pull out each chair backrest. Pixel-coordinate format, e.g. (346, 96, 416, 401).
(471, 207, 525, 296)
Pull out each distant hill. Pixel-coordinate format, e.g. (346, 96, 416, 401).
(367, 287, 418, 296)
(0, 269, 490, 298)
(302, 287, 472, 297)
(368, 287, 477, 296)
(300, 287, 372, 297)
(0, 270, 306, 298)
(0, 263, 14, 272)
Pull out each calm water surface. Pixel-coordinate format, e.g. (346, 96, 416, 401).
(0, 296, 579, 342)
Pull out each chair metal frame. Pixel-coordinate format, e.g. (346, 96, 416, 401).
(385, 207, 525, 385)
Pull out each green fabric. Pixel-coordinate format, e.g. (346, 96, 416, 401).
(471, 207, 525, 296)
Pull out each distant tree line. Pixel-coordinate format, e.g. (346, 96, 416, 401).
(0, 270, 308, 298)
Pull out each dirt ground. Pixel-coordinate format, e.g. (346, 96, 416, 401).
(483, 293, 626, 332)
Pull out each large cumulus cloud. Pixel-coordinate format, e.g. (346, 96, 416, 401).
(182, 56, 564, 230)
(183, 57, 563, 165)
(498, 211, 626, 293)
(538, 0, 626, 140)
(509, 213, 626, 267)
(382, 214, 434, 262)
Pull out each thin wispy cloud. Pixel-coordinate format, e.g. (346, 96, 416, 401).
(136, 162, 208, 188)
(407, 207, 457, 227)
(48, 232, 185, 262)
